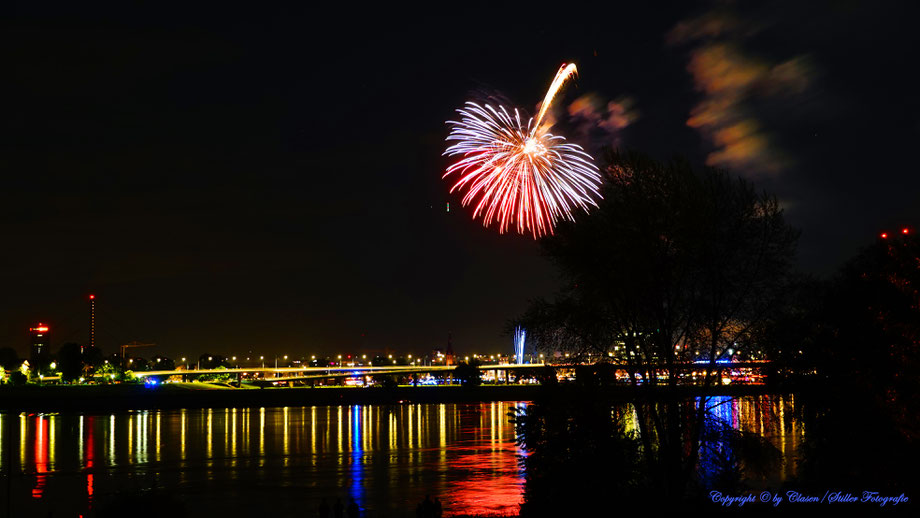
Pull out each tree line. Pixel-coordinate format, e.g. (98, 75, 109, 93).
(510, 150, 919, 513)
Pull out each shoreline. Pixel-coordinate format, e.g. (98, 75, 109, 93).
(0, 383, 795, 413)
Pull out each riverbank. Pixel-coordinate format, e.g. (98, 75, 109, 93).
(0, 382, 795, 412)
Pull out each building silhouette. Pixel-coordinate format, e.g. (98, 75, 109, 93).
(30, 322, 50, 365)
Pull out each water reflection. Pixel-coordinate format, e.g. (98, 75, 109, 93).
(694, 395, 802, 486)
(0, 396, 800, 516)
(0, 402, 525, 516)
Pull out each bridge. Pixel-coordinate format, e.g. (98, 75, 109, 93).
(129, 361, 770, 384)
(32, 361, 770, 385)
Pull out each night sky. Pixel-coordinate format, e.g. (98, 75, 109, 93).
(3, 1, 918, 359)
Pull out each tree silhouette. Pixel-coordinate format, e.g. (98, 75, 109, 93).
(516, 150, 798, 501)
(453, 360, 482, 387)
(797, 229, 920, 490)
(57, 342, 84, 382)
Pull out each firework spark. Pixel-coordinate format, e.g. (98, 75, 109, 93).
(443, 63, 602, 238)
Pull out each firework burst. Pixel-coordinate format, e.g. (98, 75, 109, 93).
(443, 64, 603, 238)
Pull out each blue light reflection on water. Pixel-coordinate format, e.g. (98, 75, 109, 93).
(349, 405, 364, 510)
(697, 395, 736, 488)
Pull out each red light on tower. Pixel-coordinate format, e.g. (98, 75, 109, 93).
(903, 228, 910, 235)
(88, 294, 96, 352)
(880, 233, 888, 239)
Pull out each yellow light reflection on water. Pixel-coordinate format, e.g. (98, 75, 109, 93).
(337, 406, 343, 458)
(207, 408, 213, 459)
(180, 409, 187, 460)
(439, 404, 446, 448)
(407, 405, 414, 447)
(137, 413, 147, 465)
(363, 406, 370, 453)
(283, 406, 289, 462)
(243, 408, 249, 454)
(107, 415, 114, 466)
(259, 407, 265, 460)
(416, 404, 423, 449)
(21, 414, 27, 468)
(224, 408, 230, 458)
(156, 412, 161, 463)
(231, 408, 237, 462)
(311, 406, 316, 466)
(48, 414, 56, 470)
(389, 412, 397, 450)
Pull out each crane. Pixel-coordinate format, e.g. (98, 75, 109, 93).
(120, 341, 155, 359)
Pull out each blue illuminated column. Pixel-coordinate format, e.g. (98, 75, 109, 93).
(514, 327, 526, 365)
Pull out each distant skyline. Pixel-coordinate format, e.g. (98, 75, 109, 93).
(3, 1, 918, 358)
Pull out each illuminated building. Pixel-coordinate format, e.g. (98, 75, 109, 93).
(30, 323, 51, 364)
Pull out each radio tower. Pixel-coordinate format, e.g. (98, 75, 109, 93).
(88, 294, 96, 353)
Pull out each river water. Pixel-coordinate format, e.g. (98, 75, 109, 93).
(0, 396, 801, 517)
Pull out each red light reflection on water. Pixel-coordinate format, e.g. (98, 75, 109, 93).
(441, 403, 526, 517)
(32, 416, 48, 499)
(443, 441, 524, 516)
(86, 416, 95, 508)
